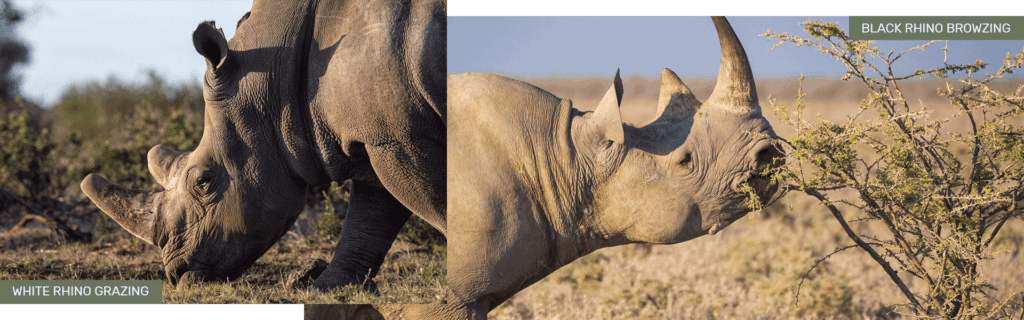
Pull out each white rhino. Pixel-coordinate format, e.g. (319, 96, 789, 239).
(446, 17, 782, 318)
(79, 0, 446, 291)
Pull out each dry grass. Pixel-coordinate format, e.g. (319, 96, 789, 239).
(0, 231, 446, 304)
(489, 75, 1024, 319)
(492, 194, 1024, 320)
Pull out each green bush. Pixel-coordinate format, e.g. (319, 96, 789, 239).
(316, 182, 347, 240)
(0, 98, 83, 204)
(52, 71, 205, 192)
(765, 20, 1024, 318)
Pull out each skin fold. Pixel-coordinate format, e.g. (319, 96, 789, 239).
(80, 0, 446, 291)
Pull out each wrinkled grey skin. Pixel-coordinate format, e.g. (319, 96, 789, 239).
(446, 17, 783, 318)
(79, 0, 446, 290)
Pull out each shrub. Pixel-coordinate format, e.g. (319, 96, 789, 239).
(764, 20, 1024, 318)
(1, 99, 91, 242)
(52, 71, 205, 192)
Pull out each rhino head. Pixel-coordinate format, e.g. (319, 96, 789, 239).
(582, 17, 783, 244)
(80, 21, 309, 287)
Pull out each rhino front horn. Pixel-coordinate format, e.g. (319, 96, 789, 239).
(81, 174, 158, 245)
(706, 16, 758, 113)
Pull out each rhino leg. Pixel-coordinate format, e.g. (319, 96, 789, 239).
(312, 180, 412, 291)
(364, 137, 447, 235)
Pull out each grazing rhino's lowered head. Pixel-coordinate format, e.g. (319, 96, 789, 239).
(446, 17, 783, 315)
(587, 17, 784, 244)
(81, 0, 447, 290)
(81, 21, 310, 286)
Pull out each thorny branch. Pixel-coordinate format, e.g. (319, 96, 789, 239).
(763, 20, 1024, 318)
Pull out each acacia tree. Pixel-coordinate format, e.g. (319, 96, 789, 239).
(762, 21, 1024, 318)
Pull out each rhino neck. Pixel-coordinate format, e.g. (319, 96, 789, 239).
(567, 120, 678, 250)
(526, 101, 631, 265)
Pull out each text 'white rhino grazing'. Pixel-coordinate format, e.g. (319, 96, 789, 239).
(79, 0, 446, 290)
(447, 17, 784, 317)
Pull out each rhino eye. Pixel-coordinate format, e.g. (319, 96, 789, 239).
(195, 173, 214, 189)
(680, 152, 693, 167)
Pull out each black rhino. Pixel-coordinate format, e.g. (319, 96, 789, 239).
(445, 17, 783, 318)
(80, 0, 446, 291)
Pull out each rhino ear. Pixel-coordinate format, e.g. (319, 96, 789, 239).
(591, 69, 625, 144)
(651, 68, 701, 123)
(193, 21, 229, 71)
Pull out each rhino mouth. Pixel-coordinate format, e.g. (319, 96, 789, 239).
(163, 245, 249, 288)
(710, 167, 778, 236)
(732, 144, 784, 206)
(165, 259, 245, 289)
(747, 173, 776, 203)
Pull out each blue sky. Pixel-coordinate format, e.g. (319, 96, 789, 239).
(6, 1, 1024, 106)
(449, 16, 1024, 79)
(13, 1, 251, 106)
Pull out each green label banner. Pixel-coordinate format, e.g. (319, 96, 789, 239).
(0, 280, 161, 304)
(850, 16, 1024, 40)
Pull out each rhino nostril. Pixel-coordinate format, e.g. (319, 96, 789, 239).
(731, 171, 753, 194)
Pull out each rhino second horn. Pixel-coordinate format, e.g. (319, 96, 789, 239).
(148, 144, 190, 189)
(706, 16, 759, 113)
(652, 68, 701, 123)
(81, 174, 157, 245)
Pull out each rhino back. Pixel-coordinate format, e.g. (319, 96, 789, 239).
(229, 0, 445, 151)
(306, 0, 446, 139)
(448, 73, 569, 202)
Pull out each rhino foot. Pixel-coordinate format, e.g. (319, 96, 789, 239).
(286, 258, 329, 290)
(310, 266, 378, 293)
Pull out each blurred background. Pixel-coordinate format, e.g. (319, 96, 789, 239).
(1, 0, 250, 247)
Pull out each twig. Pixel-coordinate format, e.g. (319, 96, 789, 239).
(1019, 293, 1023, 320)
(805, 188, 924, 313)
(796, 244, 860, 306)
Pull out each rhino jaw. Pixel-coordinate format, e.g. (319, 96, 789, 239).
(81, 173, 158, 245)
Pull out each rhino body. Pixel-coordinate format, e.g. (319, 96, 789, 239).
(446, 17, 782, 317)
(80, 0, 446, 290)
